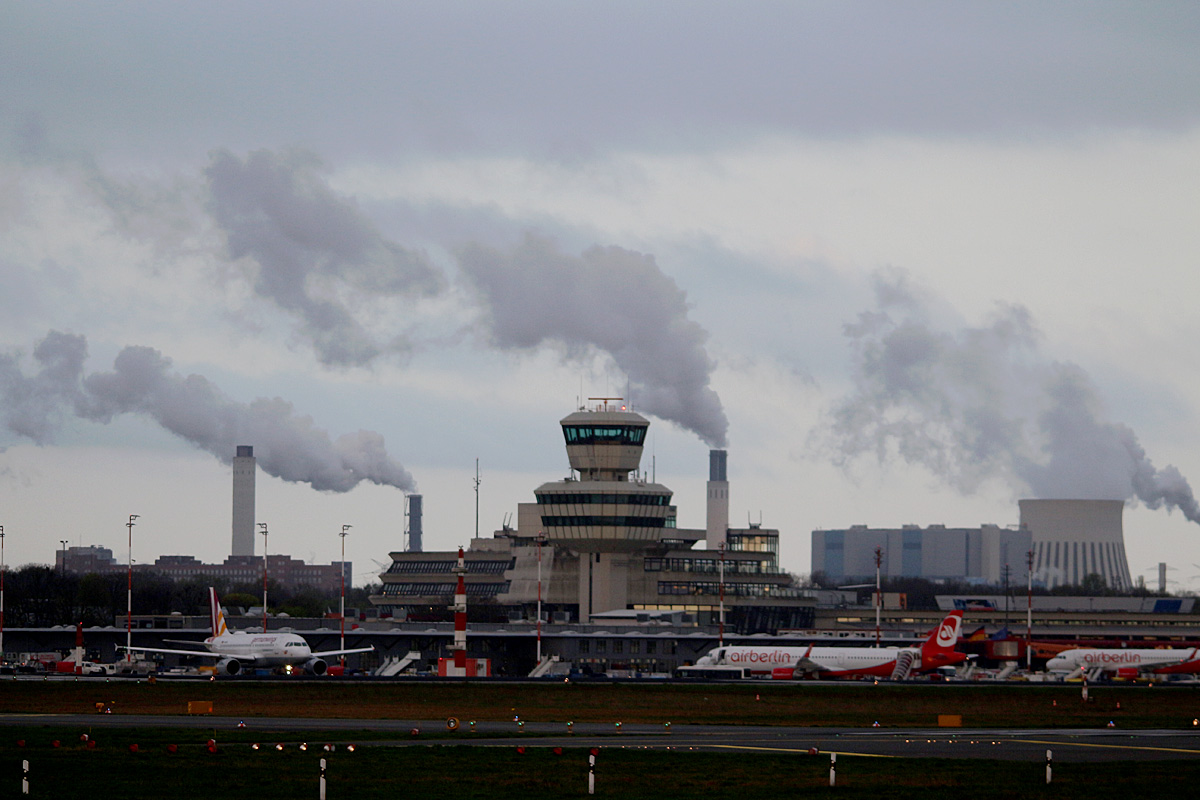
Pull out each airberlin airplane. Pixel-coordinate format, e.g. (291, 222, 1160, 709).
(693, 611, 967, 680)
(1046, 646, 1200, 680)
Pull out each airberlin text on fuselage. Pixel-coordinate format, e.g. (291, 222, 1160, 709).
(728, 650, 793, 665)
(1081, 652, 1143, 665)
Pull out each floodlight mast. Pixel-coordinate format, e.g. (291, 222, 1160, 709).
(126, 515, 139, 661)
(340, 525, 352, 665)
(259, 523, 269, 633)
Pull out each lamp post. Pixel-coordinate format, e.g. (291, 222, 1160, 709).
(1026, 550, 1034, 672)
(874, 547, 883, 648)
(1, 526, 5, 664)
(126, 515, 139, 661)
(535, 532, 547, 664)
(339, 525, 351, 665)
(59, 540, 69, 575)
(718, 542, 726, 648)
(258, 523, 268, 633)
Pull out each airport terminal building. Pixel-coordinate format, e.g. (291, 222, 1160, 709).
(371, 400, 814, 639)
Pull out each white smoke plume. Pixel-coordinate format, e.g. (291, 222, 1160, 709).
(203, 150, 729, 447)
(0, 331, 415, 493)
(0, 331, 89, 444)
(457, 234, 729, 448)
(825, 271, 1200, 524)
(205, 148, 445, 367)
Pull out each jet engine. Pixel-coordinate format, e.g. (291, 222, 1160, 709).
(216, 657, 241, 676)
(303, 657, 328, 676)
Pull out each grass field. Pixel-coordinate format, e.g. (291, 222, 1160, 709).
(3, 732, 1200, 799)
(2, 681, 1199, 796)
(0, 679, 1196, 729)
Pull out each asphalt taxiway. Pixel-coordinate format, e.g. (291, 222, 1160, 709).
(3, 714, 1200, 761)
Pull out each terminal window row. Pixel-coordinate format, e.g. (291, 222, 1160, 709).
(535, 492, 671, 506)
(380, 582, 511, 597)
(540, 516, 668, 529)
(579, 639, 675, 655)
(386, 560, 513, 575)
(657, 581, 793, 597)
(644, 558, 780, 575)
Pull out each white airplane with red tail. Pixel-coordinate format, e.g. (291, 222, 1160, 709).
(120, 588, 373, 676)
(693, 611, 968, 680)
(1046, 646, 1200, 680)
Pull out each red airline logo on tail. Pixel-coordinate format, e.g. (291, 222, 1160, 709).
(935, 612, 963, 649)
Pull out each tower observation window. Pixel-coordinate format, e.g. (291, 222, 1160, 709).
(535, 492, 670, 506)
(562, 425, 647, 446)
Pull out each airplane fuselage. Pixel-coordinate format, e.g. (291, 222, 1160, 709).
(1046, 647, 1200, 675)
(202, 632, 315, 667)
(697, 645, 903, 677)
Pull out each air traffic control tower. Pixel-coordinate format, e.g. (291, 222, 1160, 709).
(534, 398, 673, 619)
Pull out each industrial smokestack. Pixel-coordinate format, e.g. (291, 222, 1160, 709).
(406, 494, 423, 553)
(232, 445, 256, 557)
(706, 449, 729, 549)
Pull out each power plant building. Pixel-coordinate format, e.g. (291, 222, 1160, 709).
(372, 400, 813, 635)
(811, 524, 1032, 585)
(812, 499, 1134, 591)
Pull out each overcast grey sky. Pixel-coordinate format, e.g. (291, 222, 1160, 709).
(2, 2, 1199, 587)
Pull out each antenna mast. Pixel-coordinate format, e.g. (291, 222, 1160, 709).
(473, 458, 481, 540)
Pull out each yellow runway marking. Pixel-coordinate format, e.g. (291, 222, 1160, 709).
(1010, 738, 1200, 755)
(714, 744, 895, 758)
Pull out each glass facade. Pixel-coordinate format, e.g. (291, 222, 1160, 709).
(726, 531, 778, 553)
(562, 425, 647, 446)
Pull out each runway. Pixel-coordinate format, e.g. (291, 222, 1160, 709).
(3, 714, 1200, 761)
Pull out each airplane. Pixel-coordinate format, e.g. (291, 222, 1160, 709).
(120, 588, 374, 676)
(692, 611, 968, 680)
(1045, 646, 1200, 680)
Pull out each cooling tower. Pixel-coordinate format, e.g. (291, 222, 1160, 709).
(1021, 499, 1131, 590)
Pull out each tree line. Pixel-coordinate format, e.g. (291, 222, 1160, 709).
(0, 565, 381, 628)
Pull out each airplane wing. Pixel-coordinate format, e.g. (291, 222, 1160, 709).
(310, 645, 375, 658)
(784, 644, 823, 676)
(118, 644, 243, 661)
(789, 656, 825, 676)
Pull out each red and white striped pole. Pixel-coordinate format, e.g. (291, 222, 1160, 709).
(453, 546, 467, 671)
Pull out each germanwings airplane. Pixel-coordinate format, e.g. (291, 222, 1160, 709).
(693, 611, 967, 680)
(121, 588, 374, 676)
(1046, 646, 1200, 680)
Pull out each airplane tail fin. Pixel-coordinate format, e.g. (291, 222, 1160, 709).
(920, 610, 964, 662)
(209, 587, 228, 638)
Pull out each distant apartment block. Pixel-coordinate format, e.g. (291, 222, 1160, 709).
(57, 546, 349, 593)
